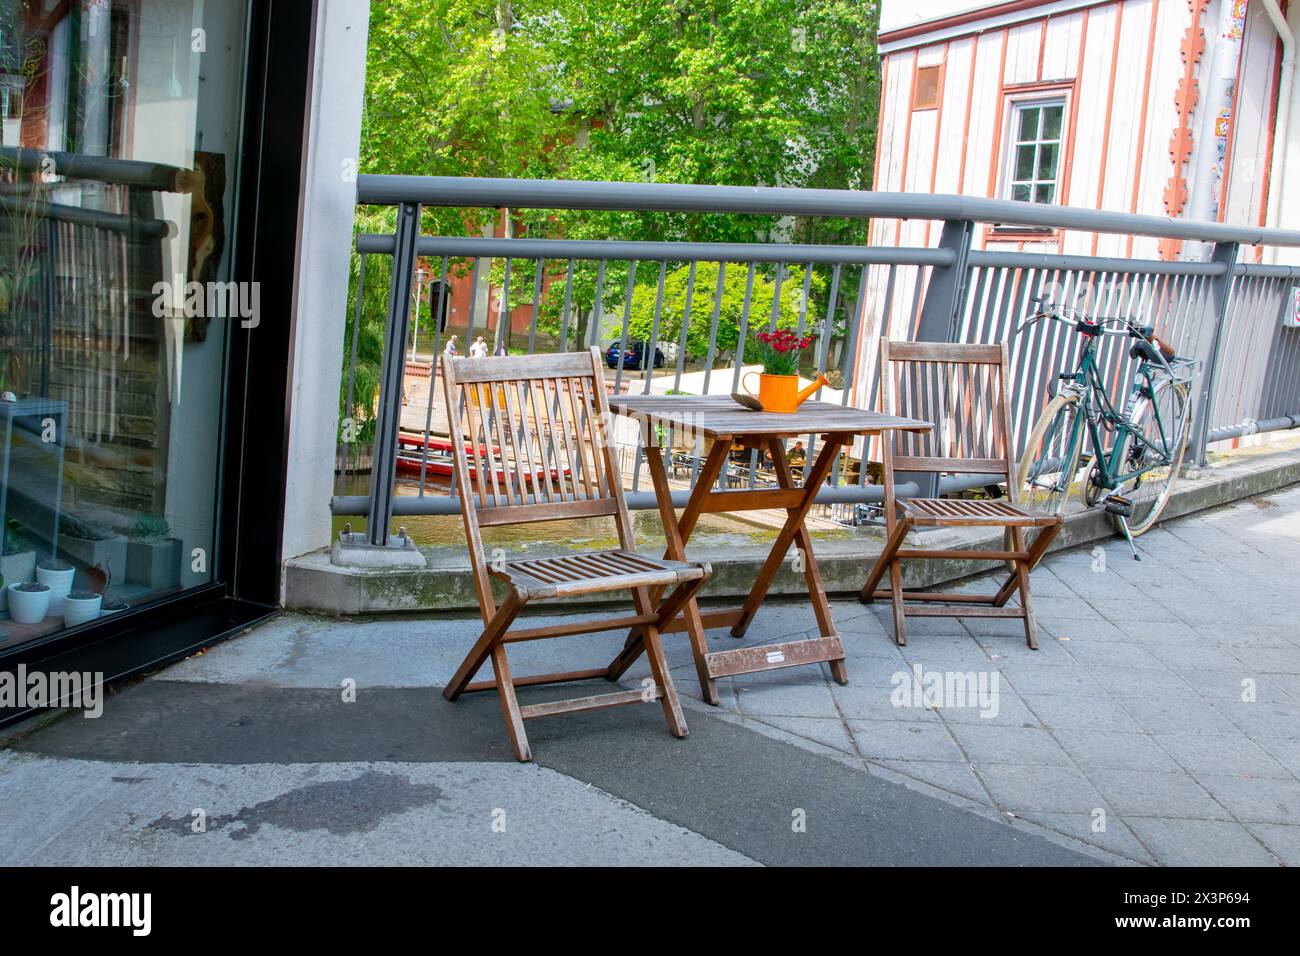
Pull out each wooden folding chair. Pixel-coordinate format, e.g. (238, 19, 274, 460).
(860, 340, 1063, 648)
(440, 347, 710, 761)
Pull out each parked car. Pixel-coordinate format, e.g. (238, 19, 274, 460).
(605, 340, 665, 370)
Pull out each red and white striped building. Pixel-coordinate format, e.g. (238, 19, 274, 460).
(870, 0, 1294, 261)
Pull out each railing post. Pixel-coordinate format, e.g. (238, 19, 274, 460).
(915, 219, 975, 342)
(908, 219, 975, 496)
(1190, 241, 1240, 467)
(367, 201, 421, 546)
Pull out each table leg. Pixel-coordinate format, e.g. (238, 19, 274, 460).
(610, 439, 730, 705)
(642, 442, 719, 705)
(765, 436, 849, 684)
(728, 436, 843, 641)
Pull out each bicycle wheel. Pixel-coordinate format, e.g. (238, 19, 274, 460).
(1015, 392, 1085, 515)
(1004, 393, 1084, 572)
(1112, 377, 1190, 536)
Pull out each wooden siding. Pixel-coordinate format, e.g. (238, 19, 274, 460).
(860, 0, 1284, 403)
(872, 0, 1280, 252)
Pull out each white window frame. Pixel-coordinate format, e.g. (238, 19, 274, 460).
(1002, 91, 1069, 206)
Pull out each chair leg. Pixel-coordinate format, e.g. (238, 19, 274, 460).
(1009, 523, 1062, 651)
(1014, 557, 1038, 650)
(489, 644, 532, 761)
(887, 557, 909, 647)
(860, 514, 911, 645)
(444, 590, 527, 702)
(605, 575, 705, 681)
(992, 522, 1062, 607)
(640, 623, 688, 738)
(861, 513, 911, 603)
(607, 582, 696, 737)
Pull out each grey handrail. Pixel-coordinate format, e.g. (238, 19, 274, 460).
(355, 233, 955, 266)
(356, 175, 1300, 247)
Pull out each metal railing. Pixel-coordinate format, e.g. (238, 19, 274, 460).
(334, 177, 1300, 544)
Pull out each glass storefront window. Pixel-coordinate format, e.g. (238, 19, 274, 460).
(1, 0, 247, 648)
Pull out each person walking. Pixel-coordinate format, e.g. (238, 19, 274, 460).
(443, 335, 458, 358)
(469, 336, 489, 358)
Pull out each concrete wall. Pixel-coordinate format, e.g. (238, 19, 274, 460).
(280, 0, 371, 576)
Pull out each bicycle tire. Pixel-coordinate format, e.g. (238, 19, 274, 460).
(1016, 392, 1085, 515)
(1004, 392, 1084, 571)
(1114, 379, 1190, 536)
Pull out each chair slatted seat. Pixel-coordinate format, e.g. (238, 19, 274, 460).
(441, 347, 710, 761)
(860, 340, 1063, 648)
(903, 497, 1057, 526)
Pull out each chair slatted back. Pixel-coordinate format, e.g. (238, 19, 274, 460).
(442, 348, 633, 620)
(879, 340, 1019, 500)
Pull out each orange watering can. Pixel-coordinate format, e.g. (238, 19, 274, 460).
(740, 371, 830, 413)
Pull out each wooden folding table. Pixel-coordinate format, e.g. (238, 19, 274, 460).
(607, 396, 930, 705)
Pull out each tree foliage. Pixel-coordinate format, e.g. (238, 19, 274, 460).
(621, 262, 824, 364)
(348, 1, 881, 410)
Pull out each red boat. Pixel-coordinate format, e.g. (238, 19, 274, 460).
(394, 432, 568, 485)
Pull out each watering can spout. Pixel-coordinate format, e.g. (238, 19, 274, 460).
(795, 373, 830, 407)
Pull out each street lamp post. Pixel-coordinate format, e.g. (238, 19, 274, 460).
(410, 266, 427, 362)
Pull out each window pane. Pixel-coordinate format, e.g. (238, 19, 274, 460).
(913, 66, 941, 110)
(1037, 142, 1059, 180)
(1042, 105, 1064, 140)
(1015, 144, 1036, 180)
(1017, 107, 1039, 141)
(1035, 183, 1056, 203)
(1013, 183, 1032, 202)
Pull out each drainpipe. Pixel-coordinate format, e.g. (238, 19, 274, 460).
(1260, 0, 1295, 261)
(1187, 0, 1246, 234)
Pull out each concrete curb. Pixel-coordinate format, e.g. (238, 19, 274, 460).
(285, 444, 1300, 615)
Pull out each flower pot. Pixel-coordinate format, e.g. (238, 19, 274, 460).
(63, 590, 103, 628)
(126, 537, 183, 591)
(99, 601, 130, 618)
(36, 562, 75, 615)
(6, 582, 51, 624)
(0, 550, 37, 613)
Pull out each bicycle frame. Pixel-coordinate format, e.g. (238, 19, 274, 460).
(1051, 334, 1176, 493)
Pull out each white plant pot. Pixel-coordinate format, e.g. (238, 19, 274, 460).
(6, 583, 51, 624)
(63, 593, 103, 628)
(0, 551, 37, 613)
(36, 564, 75, 615)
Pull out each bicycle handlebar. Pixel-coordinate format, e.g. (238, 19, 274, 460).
(1015, 300, 1179, 368)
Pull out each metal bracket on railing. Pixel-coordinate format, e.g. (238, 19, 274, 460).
(1190, 241, 1240, 466)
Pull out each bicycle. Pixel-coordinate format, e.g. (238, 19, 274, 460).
(1011, 299, 1198, 560)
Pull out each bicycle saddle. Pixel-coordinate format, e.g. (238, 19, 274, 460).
(1129, 331, 1178, 364)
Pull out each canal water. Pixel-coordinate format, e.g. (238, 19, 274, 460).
(331, 473, 770, 551)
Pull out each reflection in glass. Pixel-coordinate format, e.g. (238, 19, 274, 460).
(1, 1, 246, 649)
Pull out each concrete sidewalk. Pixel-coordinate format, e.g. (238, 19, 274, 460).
(2, 485, 1298, 866)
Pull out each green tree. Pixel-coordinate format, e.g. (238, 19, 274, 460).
(352, 1, 881, 387)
